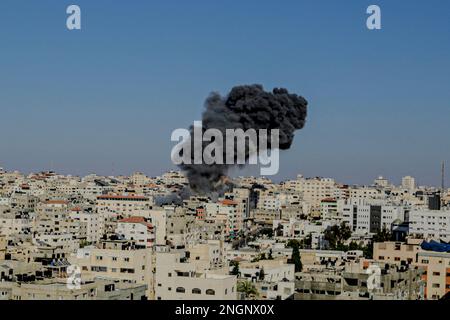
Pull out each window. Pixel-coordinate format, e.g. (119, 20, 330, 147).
(432, 283, 440, 288)
(91, 266, 107, 272)
(433, 272, 440, 276)
(176, 287, 185, 293)
(192, 288, 201, 294)
(206, 289, 215, 295)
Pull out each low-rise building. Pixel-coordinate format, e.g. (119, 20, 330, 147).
(69, 239, 154, 299)
(155, 250, 237, 300)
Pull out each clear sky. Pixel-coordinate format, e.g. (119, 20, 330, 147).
(0, 0, 449, 186)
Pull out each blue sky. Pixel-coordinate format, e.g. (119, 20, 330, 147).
(0, 0, 449, 186)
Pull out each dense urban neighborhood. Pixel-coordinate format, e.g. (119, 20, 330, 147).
(0, 165, 449, 300)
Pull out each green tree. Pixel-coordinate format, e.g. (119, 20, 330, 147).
(348, 241, 359, 251)
(363, 242, 373, 259)
(237, 280, 258, 298)
(373, 226, 393, 242)
(287, 240, 303, 272)
(286, 239, 301, 249)
(324, 222, 352, 249)
(361, 226, 392, 259)
(304, 233, 312, 248)
(230, 261, 240, 276)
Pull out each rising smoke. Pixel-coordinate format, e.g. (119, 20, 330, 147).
(179, 84, 308, 194)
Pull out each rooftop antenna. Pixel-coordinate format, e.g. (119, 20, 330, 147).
(442, 161, 445, 193)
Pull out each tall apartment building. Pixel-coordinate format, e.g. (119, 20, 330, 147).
(321, 198, 339, 220)
(0, 211, 32, 236)
(227, 188, 251, 219)
(10, 193, 39, 211)
(186, 240, 224, 272)
(71, 239, 154, 298)
(35, 200, 70, 231)
(402, 176, 416, 191)
(348, 187, 383, 200)
(96, 195, 153, 219)
(256, 190, 282, 211)
(256, 190, 301, 212)
(374, 176, 390, 188)
(409, 209, 450, 241)
(69, 208, 103, 243)
(340, 199, 405, 234)
(159, 171, 187, 185)
(218, 199, 244, 238)
(206, 200, 244, 238)
(130, 172, 151, 186)
(284, 175, 337, 208)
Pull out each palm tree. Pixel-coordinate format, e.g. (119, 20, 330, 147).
(230, 261, 240, 276)
(237, 280, 258, 298)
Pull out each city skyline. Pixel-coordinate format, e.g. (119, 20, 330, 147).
(1, 0, 450, 186)
(0, 163, 446, 190)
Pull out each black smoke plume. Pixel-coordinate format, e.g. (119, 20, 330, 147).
(179, 84, 308, 194)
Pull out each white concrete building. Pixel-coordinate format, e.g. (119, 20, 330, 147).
(154, 250, 236, 300)
(409, 209, 450, 241)
(341, 199, 405, 234)
(71, 240, 154, 298)
(96, 194, 153, 219)
(116, 216, 155, 248)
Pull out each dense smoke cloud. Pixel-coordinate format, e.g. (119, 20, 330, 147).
(179, 84, 308, 194)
